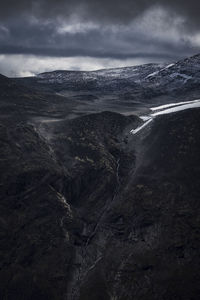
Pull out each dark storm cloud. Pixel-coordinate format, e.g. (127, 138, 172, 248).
(0, 0, 200, 29)
(0, 17, 197, 61)
(0, 0, 199, 76)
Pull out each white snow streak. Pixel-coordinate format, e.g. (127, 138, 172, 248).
(152, 100, 200, 117)
(130, 99, 200, 135)
(130, 118, 153, 135)
(150, 99, 200, 111)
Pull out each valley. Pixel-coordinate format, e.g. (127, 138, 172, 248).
(0, 54, 200, 300)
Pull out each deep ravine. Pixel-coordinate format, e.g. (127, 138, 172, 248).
(68, 156, 122, 300)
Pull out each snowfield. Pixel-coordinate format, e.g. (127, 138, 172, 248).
(131, 99, 200, 135)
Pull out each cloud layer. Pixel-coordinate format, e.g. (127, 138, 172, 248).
(0, 0, 199, 76)
(1, 0, 200, 28)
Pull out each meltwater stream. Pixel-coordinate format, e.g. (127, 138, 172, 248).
(130, 99, 200, 135)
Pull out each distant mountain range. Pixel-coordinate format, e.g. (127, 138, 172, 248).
(14, 53, 200, 105)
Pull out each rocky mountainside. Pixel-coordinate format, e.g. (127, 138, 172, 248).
(16, 54, 200, 106)
(17, 63, 163, 93)
(0, 54, 200, 300)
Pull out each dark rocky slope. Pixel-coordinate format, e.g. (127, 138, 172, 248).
(0, 79, 140, 299)
(0, 73, 200, 299)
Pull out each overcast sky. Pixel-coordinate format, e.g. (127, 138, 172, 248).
(0, 0, 200, 76)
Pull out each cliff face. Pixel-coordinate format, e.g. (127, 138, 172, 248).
(0, 71, 200, 300)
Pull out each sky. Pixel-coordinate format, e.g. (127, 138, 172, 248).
(0, 0, 200, 77)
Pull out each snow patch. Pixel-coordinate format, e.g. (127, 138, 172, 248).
(164, 63, 175, 70)
(130, 99, 200, 135)
(140, 116, 152, 121)
(130, 118, 153, 135)
(146, 71, 159, 78)
(169, 72, 192, 80)
(151, 100, 200, 117)
(150, 99, 200, 111)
